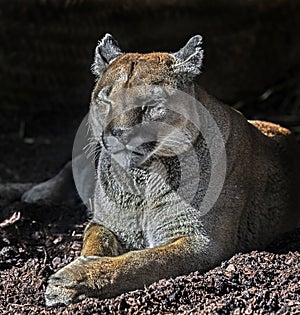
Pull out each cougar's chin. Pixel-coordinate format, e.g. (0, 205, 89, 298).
(111, 149, 147, 169)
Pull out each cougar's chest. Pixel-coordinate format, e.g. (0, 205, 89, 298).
(93, 193, 148, 251)
(92, 155, 150, 250)
(92, 150, 207, 251)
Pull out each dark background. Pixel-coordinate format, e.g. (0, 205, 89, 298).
(0, 0, 299, 184)
(0, 2, 300, 313)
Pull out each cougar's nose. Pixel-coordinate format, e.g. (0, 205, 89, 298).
(110, 127, 131, 144)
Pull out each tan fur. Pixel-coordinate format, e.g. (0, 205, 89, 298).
(81, 223, 123, 257)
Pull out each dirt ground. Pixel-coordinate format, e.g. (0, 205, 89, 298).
(0, 201, 299, 314)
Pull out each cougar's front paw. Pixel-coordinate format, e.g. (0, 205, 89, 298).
(45, 257, 90, 306)
(45, 280, 83, 306)
(22, 177, 78, 206)
(22, 180, 60, 204)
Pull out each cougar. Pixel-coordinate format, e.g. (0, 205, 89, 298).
(28, 34, 299, 306)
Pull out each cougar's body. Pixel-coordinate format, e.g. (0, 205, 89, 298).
(42, 34, 300, 306)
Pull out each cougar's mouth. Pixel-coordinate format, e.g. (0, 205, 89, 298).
(110, 144, 157, 169)
(102, 127, 157, 169)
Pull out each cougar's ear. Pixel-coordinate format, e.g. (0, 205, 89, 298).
(172, 35, 203, 77)
(91, 33, 123, 77)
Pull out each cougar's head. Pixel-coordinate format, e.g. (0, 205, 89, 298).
(89, 34, 204, 168)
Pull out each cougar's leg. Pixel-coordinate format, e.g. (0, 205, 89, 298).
(21, 160, 77, 205)
(22, 152, 96, 206)
(45, 235, 219, 306)
(81, 222, 124, 257)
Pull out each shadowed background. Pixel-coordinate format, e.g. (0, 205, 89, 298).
(0, 0, 299, 183)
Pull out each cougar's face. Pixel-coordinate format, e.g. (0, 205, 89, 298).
(89, 53, 198, 168)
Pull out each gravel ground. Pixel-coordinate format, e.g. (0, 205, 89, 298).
(0, 203, 299, 315)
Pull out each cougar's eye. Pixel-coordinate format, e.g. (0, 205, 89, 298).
(96, 86, 112, 107)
